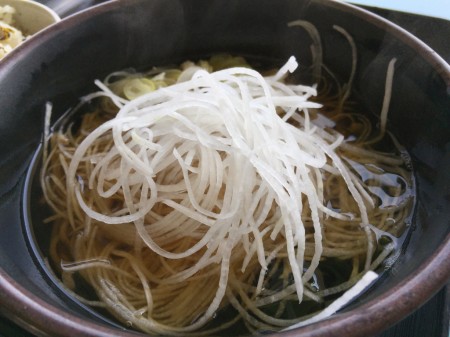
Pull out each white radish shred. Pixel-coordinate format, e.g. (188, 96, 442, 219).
(41, 52, 414, 336)
(66, 57, 370, 330)
(283, 271, 378, 330)
(379, 58, 397, 139)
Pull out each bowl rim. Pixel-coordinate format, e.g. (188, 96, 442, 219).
(0, 0, 449, 336)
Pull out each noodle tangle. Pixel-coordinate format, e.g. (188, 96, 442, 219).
(41, 54, 414, 335)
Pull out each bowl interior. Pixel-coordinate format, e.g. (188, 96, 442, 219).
(0, 0, 449, 336)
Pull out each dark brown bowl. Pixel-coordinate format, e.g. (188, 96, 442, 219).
(0, 0, 449, 336)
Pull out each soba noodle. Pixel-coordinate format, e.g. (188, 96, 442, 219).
(40, 53, 413, 335)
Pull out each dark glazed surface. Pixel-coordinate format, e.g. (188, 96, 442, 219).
(0, 0, 448, 336)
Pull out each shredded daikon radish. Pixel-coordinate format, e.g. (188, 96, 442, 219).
(378, 58, 397, 140)
(283, 271, 378, 330)
(40, 52, 414, 336)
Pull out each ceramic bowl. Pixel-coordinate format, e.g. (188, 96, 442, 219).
(0, 0, 448, 336)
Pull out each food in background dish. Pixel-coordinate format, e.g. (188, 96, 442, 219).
(0, 5, 24, 59)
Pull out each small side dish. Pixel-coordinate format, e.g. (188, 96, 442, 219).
(0, 0, 59, 59)
(0, 5, 23, 59)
